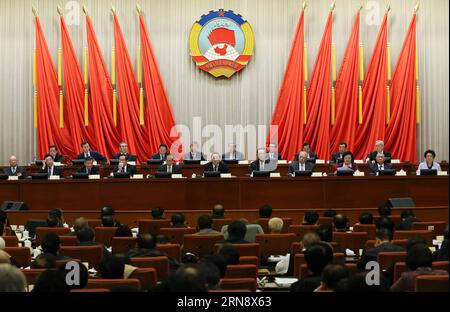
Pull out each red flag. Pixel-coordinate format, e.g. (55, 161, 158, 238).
(35, 16, 75, 159)
(139, 14, 182, 158)
(330, 11, 360, 153)
(113, 14, 150, 163)
(385, 14, 417, 162)
(86, 15, 121, 159)
(354, 14, 388, 160)
(266, 10, 305, 160)
(304, 11, 333, 160)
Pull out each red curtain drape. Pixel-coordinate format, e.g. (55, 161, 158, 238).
(353, 13, 388, 160)
(266, 10, 305, 161)
(139, 14, 182, 159)
(303, 11, 333, 160)
(60, 16, 97, 156)
(35, 16, 75, 160)
(385, 14, 417, 162)
(85, 15, 121, 159)
(330, 11, 360, 153)
(113, 14, 150, 163)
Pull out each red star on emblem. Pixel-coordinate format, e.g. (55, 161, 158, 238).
(218, 10, 225, 17)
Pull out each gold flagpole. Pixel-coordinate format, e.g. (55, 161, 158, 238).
(137, 5, 144, 125)
(385, 4, 391, 124)
(414, 3, 420, 124)
(32, 7, 38, 129)
(303, 1, 308, 125)
(58, 6, 64, 128)
(331, 42, 336, 126)
(83, 6, 89, 126)
(359, 42, 364, 124)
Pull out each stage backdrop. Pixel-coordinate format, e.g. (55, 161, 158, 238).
(0, 0, 448, 163)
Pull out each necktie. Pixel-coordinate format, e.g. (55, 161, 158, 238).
(168, 166, 172, 173)
(379, 165, 383, 170)
(12, 167, 16, 175)
(190, 153, 194, 160)
(300, 164, 304, 171)
(48, 168, 52, 176)
(214, 166, 218, 172)
(260, 162, 264, 171)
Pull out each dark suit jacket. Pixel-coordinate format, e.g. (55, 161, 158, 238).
(203, 161, 230, 174)
(76, 151, 107, 164)
(184, 152, 206, 161)
(294, 152, 318, 161)
(3, 166, 27, 179)
(45, 153, 64, 163)
(288, 161, 315, 174)
(40, 166, 64, 178)
(127, 248, 166, 258)
(357, 242, 404, 271)
(77, 166, 100, 175)
(157, 164, 182, 174)
(266, 153, 282, 161)
(369, 162, 393, 175)
(368, 151, 392, 162)
(248, 160, 271, 174)
(78, 241, 110, 258)
(112, 153, 136, 161)
(151, 153, 169, 160)
(331, 152, 344, 163)
(290, 275, 322, 292)
(115, 164, 137, 176)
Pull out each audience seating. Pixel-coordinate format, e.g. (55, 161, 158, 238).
(415, 275, 449, 292)
(393, 230, 434, 245)
(86, 278, 141, 291)
(318, 217, 333, 225)
(70, 288, 110, 292)
(256, 218, 292, 233)
(156, 244, 182, 262)
(58, 235, 79, 246)
(183, 234, 224, 258)
(129, 268, 158, 291)
(394, 261, 449, 283)
(255, 234, 296, 257)
(159, 227, 196, 245)
(225, 264, 258, 279)
(377, 252, 407, 270)
(85, 219, 102, 228)
(35, 227, 71, 245)
(412, 221, 447, 237)
(94, 227, 118, 247)
(214, 243, 260, 258)
(333, 232, 368, 253)
(138, 219, 171, 236)
(365, 239, 408, 250)
(59, 245, 104, 268)
(345, 263, 358, 275)
(1, 235, 19, 247)
(111, 237, 137, 254)
(4, 247, 31, 268)
(352, 224, 377, 240)
(288, 225, 320, 241)
(21, 268, 46, 285)
(56, 258, 81, 267)
(219, 278, 257, 292)
(212, 218, 233, 232)
(291, 241, 337, 254)
(239, 256, 258, 266)
(373, 215, 402, 225)
(294, 253, 345, 278)
(129, 256, 169, 281)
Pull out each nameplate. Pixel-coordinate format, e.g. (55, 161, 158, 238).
(131, 174, 144, 179)
(93, 161, 98, 166)
(220, 173, 232, 178)
(270, 172, 281, 178)
(49, 175, 60, 180)
(8, 176, 19, 181)
(53, 162, 62, 166)
(238, 160, 249, 165)
(353, 171, 365, 176)
(395, 171, 406, 176)
(88, 174, 101, 180)
(316, 159, 325, 164)
(427, 225, 435, 231)
(354, 160, 364, 164)
(128, 161, 136, 166)
(437, 171, 448, 176)
(311, 172, 322, 177)
(171, 174, 183, 179)
(391, 159, 401, 164)
(436, 236, 444, 241)
(278, 160, 287, 165)
(200, 161, 208, 165)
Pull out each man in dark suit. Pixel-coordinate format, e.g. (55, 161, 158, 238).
(112, 142, 136, 161)
(77, 157, 99, 175)
(151, 144, 169, 160)
(3, 155, 27, 179)
(222, 220, 250, 244)
(157, 154, 182, 174)
(289, 151, 315, 175)
(294, 142, 318, 161)
(368, 140, 392, 162)
(127, 233, 166, 258)
(46, 145, 64, 163)
(266, 143, 282, 161)
(113, 155, 137, 176)
(249, 148, 273, 174)
(76, 141, 107, 164)
(222, 143, 245, 161)
(369, 153, 393, 175)
(203, 153, 230, 174)
(183, 142, 206, 161)
(357, 228, 404, 271)
(330, 142, 348, 163)
(40, 156, 64, 178)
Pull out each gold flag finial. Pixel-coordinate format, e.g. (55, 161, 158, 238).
(414, 3, 419, 13)
(136, 4, 142, 15)
(57, 5, 63, 16)
(359, 1, 364, 11)
(111, 6, 116, 15)
(302, 1, 307, 10)
(32, 7, 37, 17)
(330, 1, 336, 11)
(82, 6, 88, 16)
(385, 3, 391, 13)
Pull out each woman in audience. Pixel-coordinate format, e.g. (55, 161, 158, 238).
(314, 264, 350, 292)
(416, 150, 441, 175)
(334, 152, 358, 173)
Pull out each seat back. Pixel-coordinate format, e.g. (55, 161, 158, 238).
(59, 235, 79, 246)
(291, 241, 337, 254)
(394, 230, 434, 245)
(219, 278, 257, 292)
(294, 253, 345, 278)
(255, 234, 296, 257)
(111, 237, 137, 254)
(373, 215, 402, 225)
(318, 217, 333, 225)
(94, 227, 118, 247)
(1, 235, 19, 247)
(56, 258, 81, 267)
(85, 219, 102, 228)
(4, 247, 31, 268)
(138, 219, 171, 236)
(59, 245, 104, 268)
(21, 268, 46, 285)
(225, 264, 258, 279)
(353, 224, 377, 240)
(256, 218, 292, 233)
(288, 225, 320, 241)
(432, 261, 449, 272)
(129, 256, 169, 281)
(333, 232, 368, 253)
(159, 227, 196, 245)
(214, 243, 260, 258)
(183, 234, 224, 258)
(365, 239, 408, 250)
(239, 256, 259, 266)
(87, 278, 141, 291)
(212, 218, 233, 232)
(345, 263, 358, 275)
(377, 252, 407, 270)
(130, 268, 157, 291)
(35, 227, 71, 245)
(412, 222, 447, 237)
(71, 288, 110, 292)
(415, 275, 449, 292)
(156, 244, 181, 262)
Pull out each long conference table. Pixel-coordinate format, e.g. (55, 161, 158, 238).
(0, 176, 448, 211)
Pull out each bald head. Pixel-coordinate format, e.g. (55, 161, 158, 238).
(9, 156, 18, 167)
(0, 250, 11, 264)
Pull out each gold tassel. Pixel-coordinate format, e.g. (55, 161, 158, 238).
(386, 86, 391, 123)
(416, 85, 421, 124)
(358, 86, 363, 124)
(113, 90, 117, 127)
(59, 90, 64, 128)
(84, 89, 89, 126)
(139, 88, 144, 125)
(331, 86, 335, 125)
(34, 91, 38, 129)
(57, 48, 62, 86)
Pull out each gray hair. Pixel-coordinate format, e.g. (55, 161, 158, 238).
(268, 217, 284, 233)
(211, 152, 221, 160)
(0, 264, 27, 292)
(376, 153, 385, 158)
(299, 151, 308, 158)
(375, 140, 384, 147)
